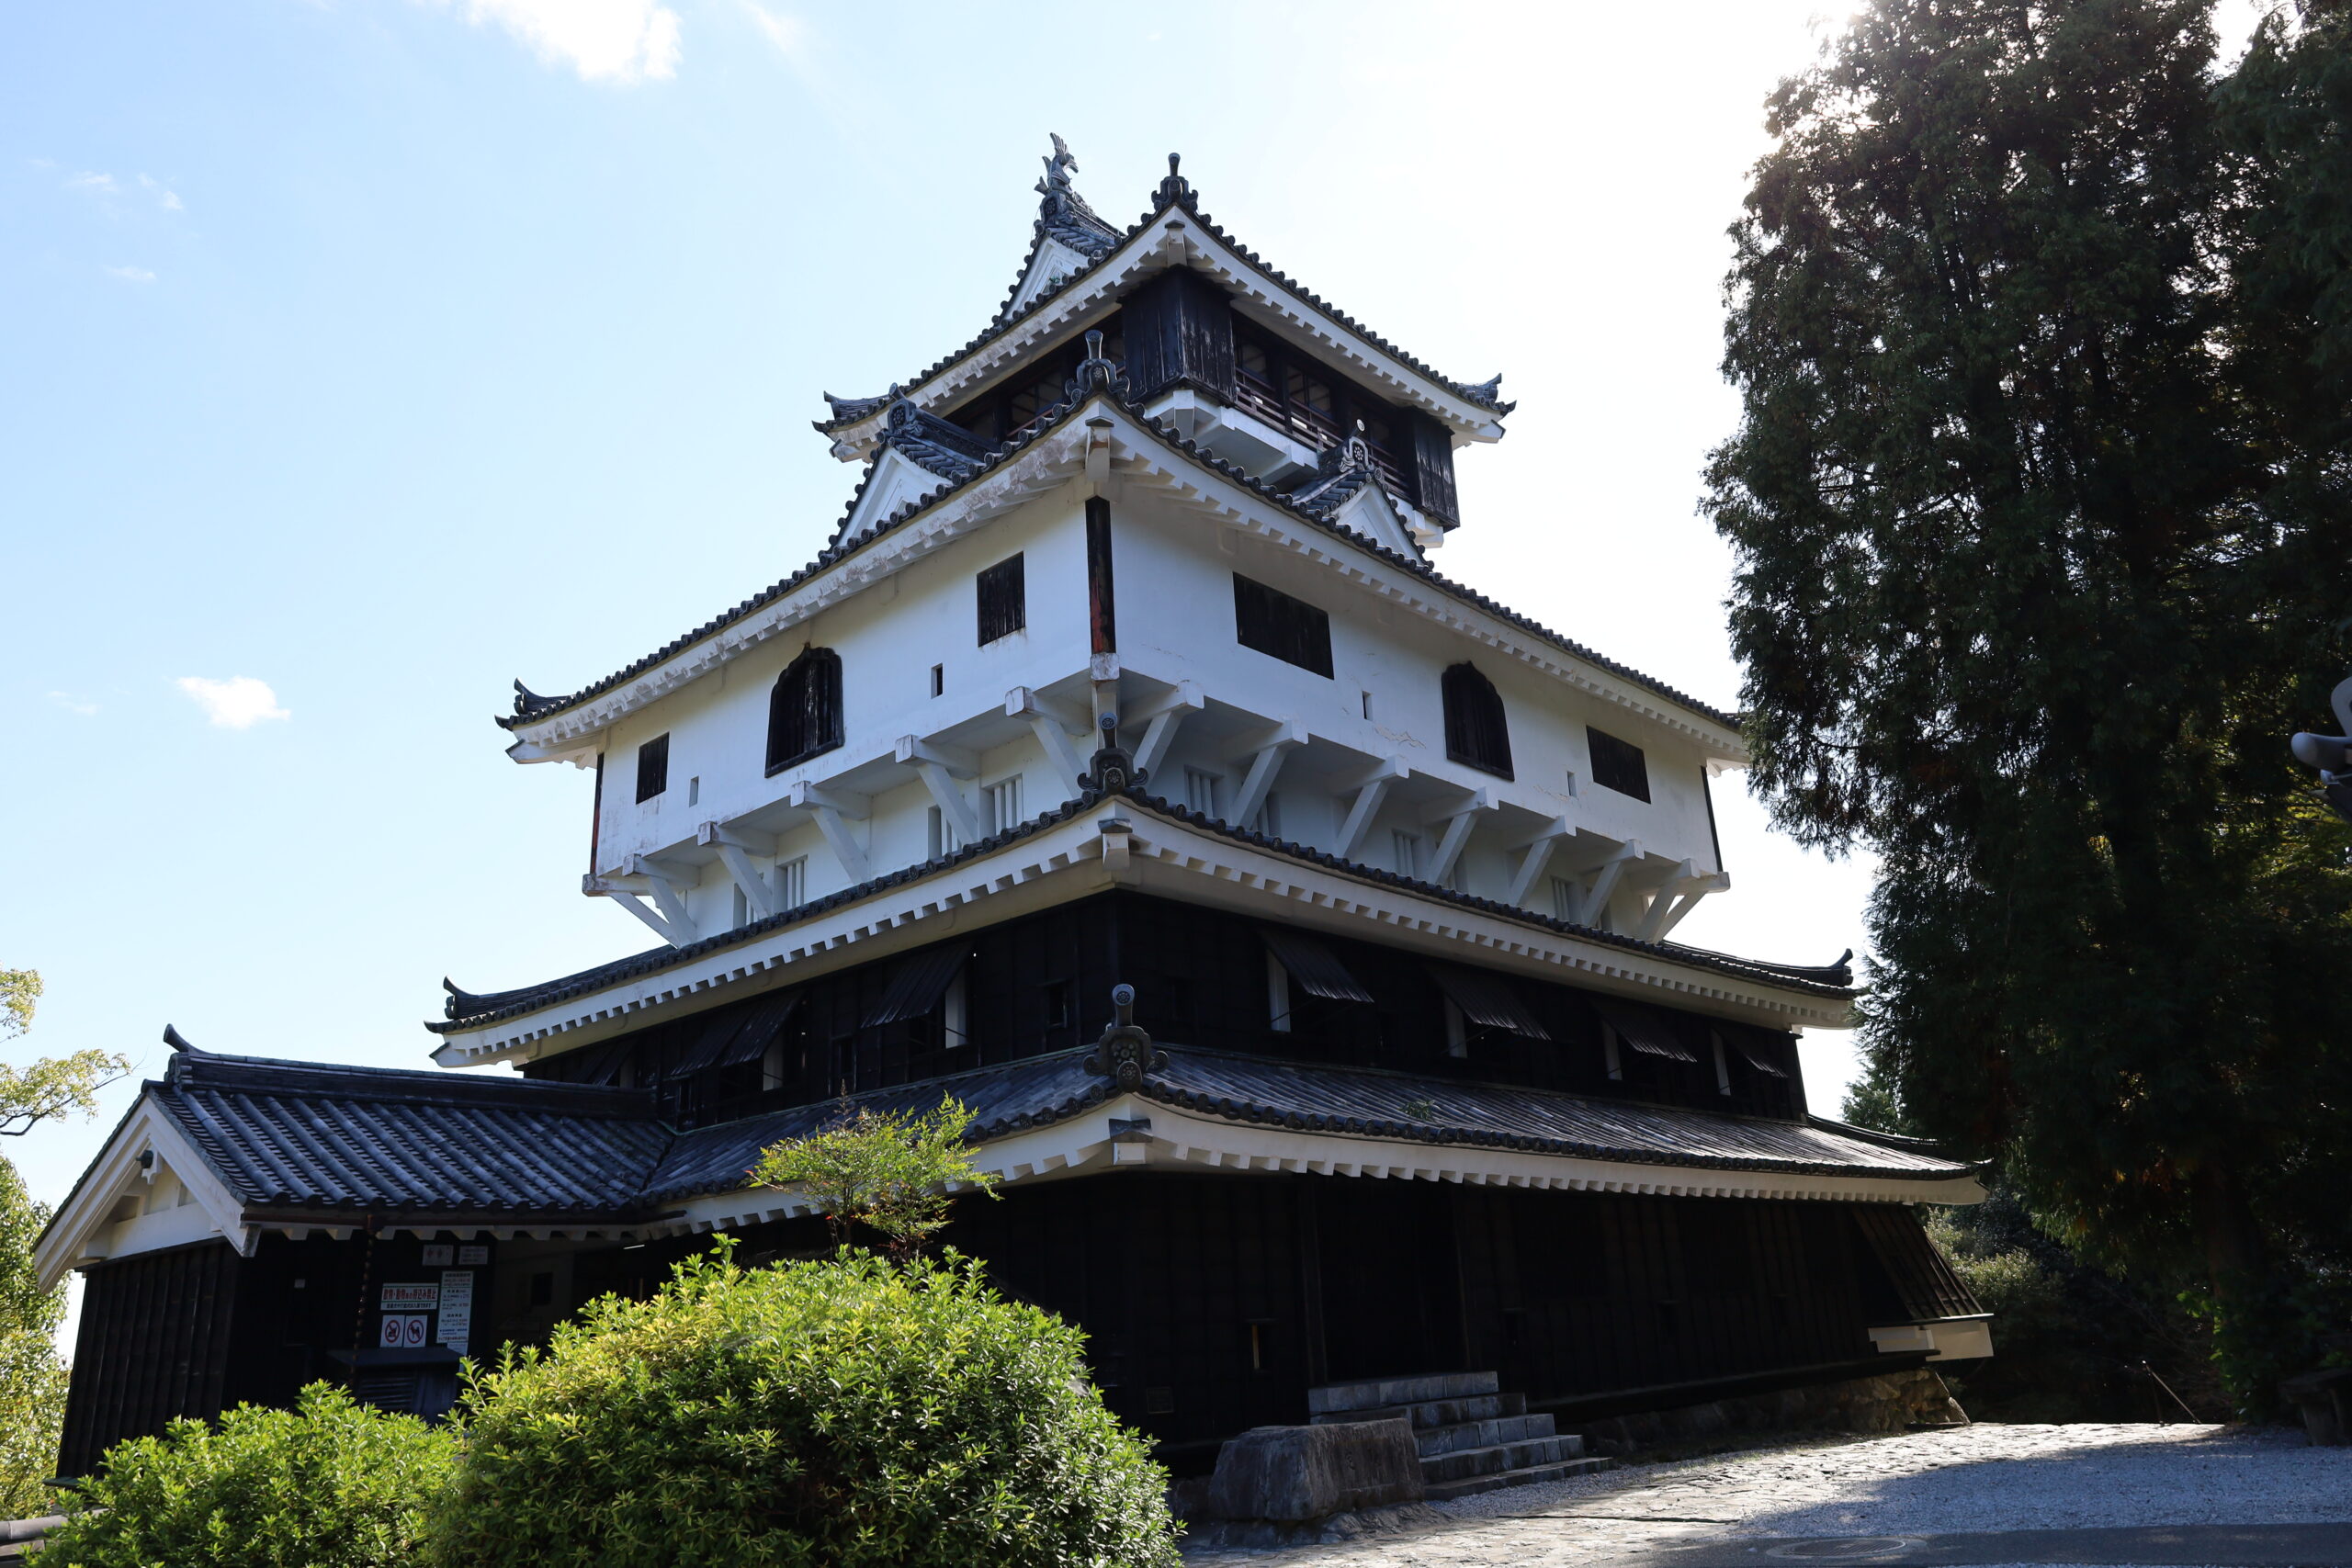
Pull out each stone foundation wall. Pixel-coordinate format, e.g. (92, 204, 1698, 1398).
(1562, 1369, 1968, 1458)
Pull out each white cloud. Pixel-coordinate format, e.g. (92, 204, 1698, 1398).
(176, 676, 290, 729)
(737, 0, 801, 56)
(422, 0, 681, 84)
(103, 265, 156, 283)
(137, 175, 183, 212)
(65, 171, 118, 196)
(46, 692, 98, 716)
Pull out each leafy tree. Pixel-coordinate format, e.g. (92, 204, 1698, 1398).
(749, 1094, 1000, 1258)
(0, 1157, 68, 1518)
(0, 966, 130, 1137)
(429, 1244, 1182, 1568)
(1707, 0, 2352, 1404)
(40, 1383, 457, 1568)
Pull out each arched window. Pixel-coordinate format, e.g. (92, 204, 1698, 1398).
(1442, 662, 1513, 780)
(766, 647, 843, 775)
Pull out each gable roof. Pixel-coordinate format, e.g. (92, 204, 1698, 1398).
(501, 385, 1738, 744)
(810, 147, 1510, 452)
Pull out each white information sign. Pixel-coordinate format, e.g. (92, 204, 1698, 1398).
(381, 1282, 439, 1311)
(421, 1245, 454, 1268)
(457, 1245, 491, 1267)
(437, 1270, 474, 1353)
(379, 1314, 428, 1348)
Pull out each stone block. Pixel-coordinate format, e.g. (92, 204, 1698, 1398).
(1206, 1417, 1425, 1522)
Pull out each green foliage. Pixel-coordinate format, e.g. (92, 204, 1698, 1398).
(41, 1384, 458, 1568)
(0, 970, 38, 1040)
(749, 1094, 1000, 1258)
(428, 1244, 1181, 1568)
(0, 964, 130, 1136)
(0, 1156, 67, 1517)
(1707, 0, 2352, 1406)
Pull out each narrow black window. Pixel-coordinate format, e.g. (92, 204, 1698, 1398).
(1233, 574, 1333, 678)
(1588, 726, 1650, 802)
(766, 647, 843, 776)
(978, 554, 1026, 644)
(1442, 663, 1513, 779)
(635, 733, 669, 802)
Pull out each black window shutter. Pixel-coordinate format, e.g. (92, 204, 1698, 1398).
(766, 648, 844, 776)
(1442, 664, 1513, 779)
(1588, 727, 1650, 802)
(635, 734, 669, 803)
(1232, 574, 1333, 678)
(1409, 412, 1457, 525)
(978, 554, 1026, 644)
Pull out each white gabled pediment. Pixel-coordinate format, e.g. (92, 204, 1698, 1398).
(841, 447, 954, 547)
(1002, 236, 1095, 321)
(1328, 484, 1421, 560)
(33, 1095, 251, 1290)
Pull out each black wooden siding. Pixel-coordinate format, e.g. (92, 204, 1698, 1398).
(523, 892, 1804, 1128)
(58, 1241, 242, 1477)
(1120, 269, 1236, 404)
(1411, 412, 1459, 525)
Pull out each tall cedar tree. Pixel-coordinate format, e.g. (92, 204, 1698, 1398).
(1708, 0, 2352, 1402)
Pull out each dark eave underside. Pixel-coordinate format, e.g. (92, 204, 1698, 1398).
(433, 788, 1851, 1046)
(503, 387, 1736, 737)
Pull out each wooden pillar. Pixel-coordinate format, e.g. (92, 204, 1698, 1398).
(1298, 1180, 1329, 1388)
(1086, 497, 1116, 656)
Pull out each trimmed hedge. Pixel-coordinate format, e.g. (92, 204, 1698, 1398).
(427, 1247, 1182, 1568)
(41, 1383, 457, 1568)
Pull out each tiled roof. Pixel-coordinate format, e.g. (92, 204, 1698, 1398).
(503, 385, 1739, 739)
(813, 155, 1509, 439)
(431, 787, 1850, 1045)
(153, 1051, 669, 1216)
(138, 1042, 1968, 1224)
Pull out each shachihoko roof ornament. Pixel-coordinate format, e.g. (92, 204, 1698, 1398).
(1034, 132, 1120, 261)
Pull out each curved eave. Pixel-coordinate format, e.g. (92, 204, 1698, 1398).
(815, 195, 1510, 461)
(429, 798, 1850, 1072)
(501, 394, 1744, 761)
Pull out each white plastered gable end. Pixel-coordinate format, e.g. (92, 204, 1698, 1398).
(840, 448, 956, 550)
(1002, 236, 1097, 321)
(1323, 485, 1421, 560)
(32, 1097, 253, 1291)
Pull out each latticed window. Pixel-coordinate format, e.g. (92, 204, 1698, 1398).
(978, 553, 1026, 644)
(1588, 726, 1650, 802)
(1233, 573, 1333, 678)
(765, 647, 842, 775)
(1442, 662, 1513, 780)
(634, 733, 669, 803)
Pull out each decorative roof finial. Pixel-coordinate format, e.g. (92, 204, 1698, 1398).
(1066, 327, 1127, 402)
(1156, 152, 1193, 206)
(1032, 134, 1119, 260)
(1036, 132, 1080, 198)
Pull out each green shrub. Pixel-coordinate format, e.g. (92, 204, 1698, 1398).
(41, 1383, 457, 1568)
(430, 1245, 1181, 1568)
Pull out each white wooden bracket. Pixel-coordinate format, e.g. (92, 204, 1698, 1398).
(1007, 687, 1092, 801)
(1225, 719, 1307, 829)
(1642, 869, 1729, 942)
(1419, 787, 1498, 886)
(1504, 816, 1573, 908)
(697, 820, 781, 918)
(898, 735, 982, 844)
(1127, 681, 1206, 782)
(1575, 840, 1645, 932)
(1335, 756, 1408, 861)
(787, 781, 872, 883)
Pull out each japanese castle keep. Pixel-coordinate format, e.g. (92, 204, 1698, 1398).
(40, 141, 1992, 1481)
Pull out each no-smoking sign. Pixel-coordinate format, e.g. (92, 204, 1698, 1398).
(379, 1314, 428, 1348)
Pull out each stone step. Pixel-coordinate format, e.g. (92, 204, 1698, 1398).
(1422, 1455, 1613, 1503)
(1415, 1414, 1564, 1459)
(1419, 1436, 1568, 1485)
(1309, 1392, 1526, 1430)
(1306, 1371, 1500, 1417)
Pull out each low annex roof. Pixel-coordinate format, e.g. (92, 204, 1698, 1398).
(433, 787, 1854, 1044)
(67, 1042, 1971, 1244)
(500, 384, 1740, 742)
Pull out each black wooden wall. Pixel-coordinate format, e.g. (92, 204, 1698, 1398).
(1121, 269, 1236, 405)
(523, 893, 1804, 1131)
(58, 1241, 242, 1478)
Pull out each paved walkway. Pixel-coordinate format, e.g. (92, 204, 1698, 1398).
(1185, 1424, 2352, 1567)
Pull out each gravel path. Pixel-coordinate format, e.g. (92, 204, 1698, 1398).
(1185, 1423, 2352, 1567)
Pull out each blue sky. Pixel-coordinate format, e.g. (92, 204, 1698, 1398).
(4, 0, 2104, 1234)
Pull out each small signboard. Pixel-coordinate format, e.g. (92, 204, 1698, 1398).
(421, 1244, 454, 1268)
(379, 1314, 429, 1349)
(457, 1244, 491, 1267)
(380, 1282, 440, 1311)
(437, 1270, 474, 1354)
